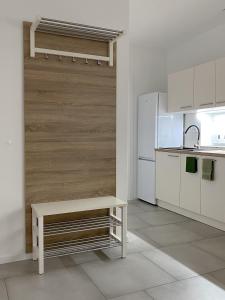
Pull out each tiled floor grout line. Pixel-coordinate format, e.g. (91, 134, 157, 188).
(137, 252, 178, 281)
(3, 279, 9, 300)
(78, 252, 181, 299)
(78, 264, 107, 300)
(133, 219, 193, 228)
(130, 211, 225, 231)
(104, 281, 179, 300)
(142, 289, 155, 300)
(141, 273, 202, 296)
(141, 248, 225, 283)
(143, 267, 225, 296)
(143, 273, 202, 293)
(133, 225, 225, 249)
(129, 202, 225, 234)
(140, 251, 201, 282)
(149, 238, 225, 254)
(156, 235, 225, 249)
(106, 289, 153, 300)
(191, 242, 225, 263)
(130, 227, 210, 249)
(202, 266, 225, 277)
(0, 255, 100, 281)
(134, 237, 203, 249)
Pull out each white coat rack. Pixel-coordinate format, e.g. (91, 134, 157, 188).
(30, 17, 123, 66)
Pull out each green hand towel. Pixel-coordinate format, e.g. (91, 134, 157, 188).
(202, 159, 214, 181)
(186, 157, 198, 173)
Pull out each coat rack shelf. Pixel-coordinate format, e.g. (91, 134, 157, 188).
(30, 17, 123, 66)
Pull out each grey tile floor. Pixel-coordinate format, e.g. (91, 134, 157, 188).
(1, 200, 225, 300)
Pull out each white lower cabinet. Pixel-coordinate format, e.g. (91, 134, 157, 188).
(180, 155, 201, 214)
(156, 151, 180, 206)
(201, 156, 225, 223)
(156, 151, 225, 226)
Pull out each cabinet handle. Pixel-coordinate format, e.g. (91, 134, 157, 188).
(180, 105, 192, 109)
(168, 154, 179, 158)
(200, 102, 213, 107)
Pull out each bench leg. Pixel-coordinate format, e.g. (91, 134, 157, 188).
(38, 216, 44, 274)
(32, 210, 37, 261)
(109, 208, 114, 235)
(121, 206, 127, 258)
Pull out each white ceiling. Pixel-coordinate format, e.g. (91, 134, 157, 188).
(130, 0, 225, 48)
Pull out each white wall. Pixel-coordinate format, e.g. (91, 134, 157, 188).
(129, 44, 167, 200)
(167, 23, 225, 74)
(0, 0, 130, 263)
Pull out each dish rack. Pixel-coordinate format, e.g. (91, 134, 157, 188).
(31, 196, 127, 274)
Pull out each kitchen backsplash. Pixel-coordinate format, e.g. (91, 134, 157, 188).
(184, 110, 225, 148)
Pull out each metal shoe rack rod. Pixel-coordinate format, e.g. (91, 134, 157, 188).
(44, 215, 121, 236)
(44, 235, 120, 258)
(43, 214, 122, 259)
(32, 197, 127, 274)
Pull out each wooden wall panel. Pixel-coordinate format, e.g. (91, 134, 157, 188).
(24, 22, 116, 252)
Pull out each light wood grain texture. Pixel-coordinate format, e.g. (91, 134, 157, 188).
(24, 22, 116, 252)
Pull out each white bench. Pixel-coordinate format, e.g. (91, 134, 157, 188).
(31, 196, 127, 274)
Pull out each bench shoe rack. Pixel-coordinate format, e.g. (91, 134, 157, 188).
(31, 196, 127, 274)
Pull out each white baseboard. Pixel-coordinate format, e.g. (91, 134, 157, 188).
(158, 200, 225, 232)
(0, 253, 32, 265)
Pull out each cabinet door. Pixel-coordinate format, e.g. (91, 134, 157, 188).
(216, 57, 225, 107)
(156, 152, 180, 206)
(201, 156, 225, 222)
(168, 68, 194, 112)
(194, 61, 215, 109)
(180, 155, 201, 213)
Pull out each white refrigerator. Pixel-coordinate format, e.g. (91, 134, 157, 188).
(137, 92, 183, 204)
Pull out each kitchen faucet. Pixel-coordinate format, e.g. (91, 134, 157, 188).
(184, 125, 200, 149)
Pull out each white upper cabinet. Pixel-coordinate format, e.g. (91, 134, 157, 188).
(168, 68, 194, 112)
(168, 55, 225, 112)
(194, 61, 215, 109)
(216, 57, 225, 107)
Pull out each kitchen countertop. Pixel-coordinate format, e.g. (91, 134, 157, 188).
(156, 148, 225, 158)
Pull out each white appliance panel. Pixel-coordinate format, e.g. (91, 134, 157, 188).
(137, 92, 183, 204)
(137, 159, 156, 204)
(138, 93, 158, 160)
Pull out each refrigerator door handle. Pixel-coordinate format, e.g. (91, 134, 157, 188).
(138, 157, 155, 162)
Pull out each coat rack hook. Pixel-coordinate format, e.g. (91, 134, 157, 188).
(85, 58, 88, 64)
(97, 60, 102, 65)
(44, 54, 48, 59)
(72, 57, 76, 62)
(58, 55, 62, 61)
